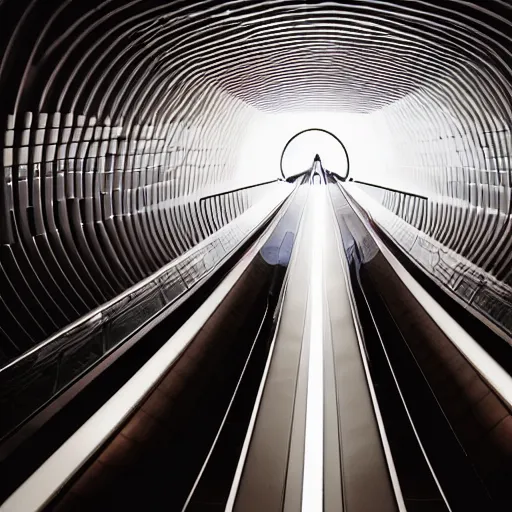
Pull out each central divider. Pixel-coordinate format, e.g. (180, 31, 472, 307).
(302, 184, 326, 511)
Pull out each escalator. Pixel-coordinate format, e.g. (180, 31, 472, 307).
(2, 174, 512, 512)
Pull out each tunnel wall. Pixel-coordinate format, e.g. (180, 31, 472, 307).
(351, 49, 512, 338)
(1, 0, 512, 355)
(0, 0, 291, 356)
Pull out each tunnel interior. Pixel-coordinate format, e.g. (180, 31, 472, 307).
(2, 3, 512, 510)
(1, 1, 512, 371)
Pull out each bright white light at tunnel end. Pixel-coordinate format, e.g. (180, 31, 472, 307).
(235, 110, 386, 183)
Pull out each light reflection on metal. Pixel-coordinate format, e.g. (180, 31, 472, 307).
(302, 182, 326, 512)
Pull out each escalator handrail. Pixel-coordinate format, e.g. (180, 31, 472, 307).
(339, 182, 512, 412)
(0, 187, 297, 512)
(0, 186, 293, 453)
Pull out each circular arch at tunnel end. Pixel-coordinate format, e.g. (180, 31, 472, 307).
(279, 128, 351, 181)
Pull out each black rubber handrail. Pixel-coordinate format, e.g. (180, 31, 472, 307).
(0, 191, 290, 458)
(350, 179, 428, 200)
(199, 179, 283, 202)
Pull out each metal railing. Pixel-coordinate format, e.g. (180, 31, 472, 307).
(0, 187, 291, 453)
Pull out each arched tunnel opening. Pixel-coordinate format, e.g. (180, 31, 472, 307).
(280, 128, 349, 182)
(1, 1, 512, 511)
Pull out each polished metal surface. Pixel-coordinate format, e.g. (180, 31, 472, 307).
(2, 179, 512, 511)
(229, 185, 400, 512)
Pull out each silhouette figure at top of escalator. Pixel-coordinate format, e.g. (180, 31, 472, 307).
(310, 154, 326, 184)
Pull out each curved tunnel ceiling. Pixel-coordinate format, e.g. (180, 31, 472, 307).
(1, 0, 512, 359)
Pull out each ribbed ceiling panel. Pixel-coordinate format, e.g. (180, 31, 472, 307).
(0, 0, 512, 352)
